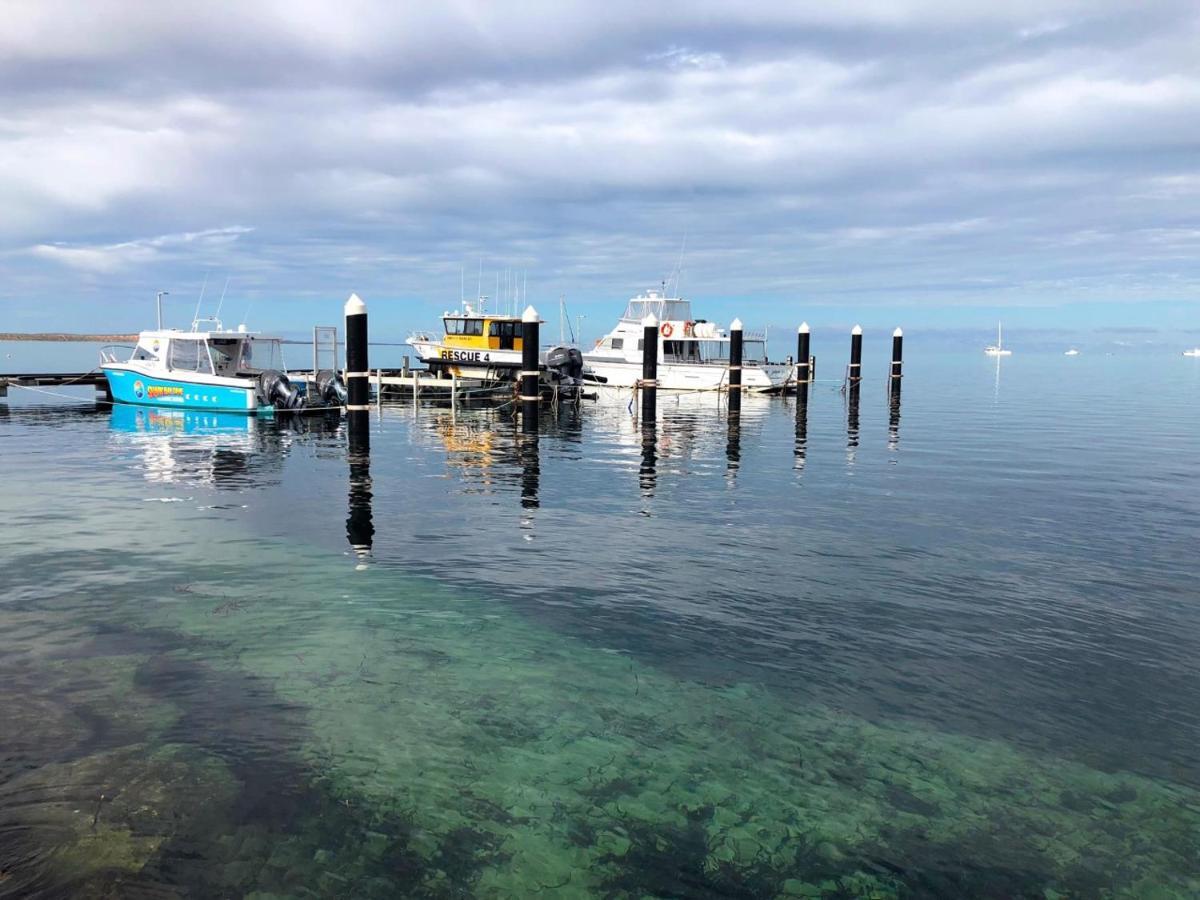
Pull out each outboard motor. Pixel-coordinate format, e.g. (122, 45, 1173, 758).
(257, 369, 304, 411)
(543, 345, 586, 399)
(314, 369, 348, 406)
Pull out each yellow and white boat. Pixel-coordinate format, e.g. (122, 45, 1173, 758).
(408, 301, 529, 379)
(407, 301, 585, 393)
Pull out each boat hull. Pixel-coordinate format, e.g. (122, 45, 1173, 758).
(582, 358, 791, 393)
(103, 365, 260, 413)
(408, 338, 523, 379)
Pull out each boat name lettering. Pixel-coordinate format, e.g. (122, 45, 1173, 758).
(147, 385, 185, 398)
(438, 350, 490, 362)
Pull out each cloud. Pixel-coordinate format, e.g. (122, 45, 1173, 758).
(0, 1, 1198, 328)
(30, 227, 254, 273)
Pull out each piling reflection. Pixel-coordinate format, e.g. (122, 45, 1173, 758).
(846, 381, 861, 463)
(518, 429, 540, 510)
(346, 414, 374, 567)
(725, 411, 741, 479)
(888, 379, 902, 451)
(794, 382, 809, 470)
(639, 423, 658, 497)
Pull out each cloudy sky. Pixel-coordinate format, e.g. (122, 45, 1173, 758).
(2, 1, 1198, 338)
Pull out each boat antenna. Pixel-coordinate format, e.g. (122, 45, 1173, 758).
(214, 277, 231, 324)
(460, 265, 465, 307)
(192, 271, 210, 329)
(239, 299, 253, 330)
(477, 258, 483, 313)
(674, 230, 687, 297)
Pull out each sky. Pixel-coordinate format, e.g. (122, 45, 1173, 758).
(1, 1, 1199, 343)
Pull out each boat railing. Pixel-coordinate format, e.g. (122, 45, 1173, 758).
(99, 344, 135, 364)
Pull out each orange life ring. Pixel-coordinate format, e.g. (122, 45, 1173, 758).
(660, 322, 674, 338)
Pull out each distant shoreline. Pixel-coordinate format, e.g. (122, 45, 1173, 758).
(0, 333, 137, 343)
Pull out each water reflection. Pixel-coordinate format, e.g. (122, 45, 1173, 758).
(725, 411, 741, 480)
(888, 378, 902, 451)
(794, 382, 809, 470)
(518, 429, 540, 510)
(109, 405, 279, 488)
(639, 423, 657, 497)
(346, 416, 374, 566)
(846, 381, 861, 463)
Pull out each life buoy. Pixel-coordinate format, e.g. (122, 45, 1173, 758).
(660, 322, 674, 338)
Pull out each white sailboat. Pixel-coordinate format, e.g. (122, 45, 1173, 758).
(984, 322, 1013, 357)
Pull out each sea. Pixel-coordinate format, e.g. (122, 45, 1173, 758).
(2, 338, 1199, 898)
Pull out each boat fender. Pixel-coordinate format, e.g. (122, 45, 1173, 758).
(660, 322, 674, 338)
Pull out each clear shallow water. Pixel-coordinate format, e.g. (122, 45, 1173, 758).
(2, 351, 1200, 897)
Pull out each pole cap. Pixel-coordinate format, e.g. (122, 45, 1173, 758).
(851, 324, 862, 336)
(798, 321, 809, 334)
(730, 317, 743, 331)
(893, 327, 903, 337)
(522, 305, 539, 323)
(642, 313, 658, 328)
(345, 293, 366, 316)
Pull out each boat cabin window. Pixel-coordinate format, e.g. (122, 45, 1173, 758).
(167, 339, 212, 373)
(610, 338, 623, 350)
(663, 340, 701, 363)
(208, 338, 242, 376)
(445, 318, 484, 336)
(743, 340, 768, 364)
(132, 345, 158, 361)
(488, 321, 517, 349)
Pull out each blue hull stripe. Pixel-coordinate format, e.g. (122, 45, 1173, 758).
(104, 368, 259, 413)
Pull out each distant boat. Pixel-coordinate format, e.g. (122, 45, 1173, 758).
(1064, 348, 1080, 356)
(1184, 348, 1200, 358)
(984, 322, 1012, 357)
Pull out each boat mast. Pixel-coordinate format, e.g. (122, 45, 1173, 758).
(156, 290, 169, 330)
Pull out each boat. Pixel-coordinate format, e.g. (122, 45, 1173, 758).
(582, 290, 792, 392)
(1065, 348, 1080, 356)
(1183, 348, 1200, 358)
(101, 302, 343, 414)
(984, 322, 1013, 357)
(407, 300, 585, 396)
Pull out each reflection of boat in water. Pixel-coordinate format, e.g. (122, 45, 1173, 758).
(984, 322, 1012, 357)
(101, 301, 346, 414)
(108, 404, 304, 487)
(584, 290, 792, 392)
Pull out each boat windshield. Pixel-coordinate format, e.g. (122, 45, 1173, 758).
(623, 298, 692, 322)
(240, 338, 286, 374)
(697, 339, 768, 364)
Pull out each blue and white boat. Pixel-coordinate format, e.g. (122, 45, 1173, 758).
(101, 312, 315, 415)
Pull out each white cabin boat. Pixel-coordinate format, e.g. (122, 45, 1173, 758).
(100, 312, 336, 414)
(583, 291, 792, 392)
(1183, 348, 1200, 358)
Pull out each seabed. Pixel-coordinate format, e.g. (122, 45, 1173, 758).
(3, 533, 1199, 898)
